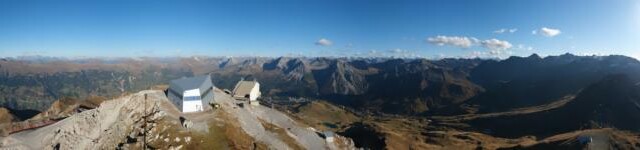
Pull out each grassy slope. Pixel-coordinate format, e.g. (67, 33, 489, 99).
(285, 100, 540, 150)
(290, 101, 359, 131)
(132, 109, 269, 149)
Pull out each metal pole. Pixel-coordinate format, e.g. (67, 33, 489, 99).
(143, 94, 147, 150)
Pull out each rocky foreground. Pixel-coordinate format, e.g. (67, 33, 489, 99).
(0, 89, 354, 149)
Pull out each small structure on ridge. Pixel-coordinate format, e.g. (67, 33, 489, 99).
(167, 75, 214, 112)
(232, 79, 261, 106)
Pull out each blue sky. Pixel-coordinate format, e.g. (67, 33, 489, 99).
(0, 0, 639, 59)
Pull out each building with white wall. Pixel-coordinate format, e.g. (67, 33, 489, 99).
(232, 80, 261, 105)
(167, 75, 214, 112)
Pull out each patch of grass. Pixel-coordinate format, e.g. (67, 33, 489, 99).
(145, 110, 269, 150)
(290, 101, 359, 131)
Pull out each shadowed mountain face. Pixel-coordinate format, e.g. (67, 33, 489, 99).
(210, 57, 485, 115)
(466, 54, 640, 113)
(468, 74, 640, 138)
(1, 54, 640, 117)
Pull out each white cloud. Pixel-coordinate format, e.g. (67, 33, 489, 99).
(481, 39, 513, 50)
(315, 38, 333, 46)
(494, 28, 518, 34)
(467, 51, 486, 58)
(489, 49, 507, 55)
(426, 36, 475, 48)
(517, 44, 534, 51)
(388, 48, 419, 58)
(533, 27, 561, 37)
(540, 27, 561, 37)
(465, 50, 511, 59)
(632, 52, 640, 60)
(426, 35, 517, 58)
(432, 53, 447, 59)
(365, 50, 382, 57)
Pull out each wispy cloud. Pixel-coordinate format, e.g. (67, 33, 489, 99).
(315, 38, 333, 46)
(494, 28, 518, 34)
(20, 50, 49, 56)
(426, 36, 476, 48)
(467, 51, 486, 58)
(426, 35, 516, 58)
(517, 44, 534, 51)
(465, 50, 510, 58)
(481, 39, 513, 50)
(533, 27, 561, 37)
(352, 49, 422, 58)
(388, 48, 420, 58)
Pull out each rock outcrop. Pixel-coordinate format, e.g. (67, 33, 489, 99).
(0, 90, 165, 149)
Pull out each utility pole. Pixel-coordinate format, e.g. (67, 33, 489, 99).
(143, 94, 147, 150)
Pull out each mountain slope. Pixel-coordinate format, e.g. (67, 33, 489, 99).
(467, 54, 640, 113)
(467, 74, 640, 138)
(2, 54, 640, 117)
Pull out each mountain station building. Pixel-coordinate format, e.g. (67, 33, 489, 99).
(232, 80, 261, 105)
(167, 75, 214, 112)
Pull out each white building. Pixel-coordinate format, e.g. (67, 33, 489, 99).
(323, 131, 335, 143)
(232, 80, 261, 105)
(167, 76, 214, 113)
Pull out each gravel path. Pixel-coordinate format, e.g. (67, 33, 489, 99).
(213, 88, 341, 150)
(582, 130, 611, 150)
(214, 89, 291, 150)
(251, 106, 329, 149)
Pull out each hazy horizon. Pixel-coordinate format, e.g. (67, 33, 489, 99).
(2, 52, 639, 62)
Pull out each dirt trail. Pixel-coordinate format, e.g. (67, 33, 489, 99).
(581, 130, 611, 150)
(213, 90, 291, 149)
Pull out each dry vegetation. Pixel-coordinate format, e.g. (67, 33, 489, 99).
(285, 100, 543, 150)
(138, 110, 269, 149)
(0, 108, 15, 124)
(289, 101, 359, 131)
(284, 100, 640, 150)
(504, 128, 640, 149)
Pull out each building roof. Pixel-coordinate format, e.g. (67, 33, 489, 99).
(169, 75, 211, 93)
(232, 80, 258, 97)
(323, 131, 334, 138)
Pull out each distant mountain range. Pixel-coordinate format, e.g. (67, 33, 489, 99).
(1, 54, 640, 118)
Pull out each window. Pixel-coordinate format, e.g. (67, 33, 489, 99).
(184, 96, 201, 101)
